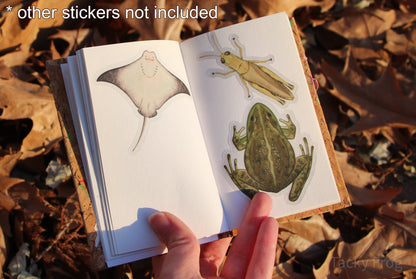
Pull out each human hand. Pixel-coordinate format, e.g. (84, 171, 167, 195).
(148, 192, 279, 278)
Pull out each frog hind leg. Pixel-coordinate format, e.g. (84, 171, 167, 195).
(288, 138, 314, 202)
(224, 154, 262, 199)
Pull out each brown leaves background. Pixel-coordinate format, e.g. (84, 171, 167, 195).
(0, 0, 415, 278)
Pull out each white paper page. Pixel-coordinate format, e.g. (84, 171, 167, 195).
(63, 58, 121, 263)
(76, 40, 228, 261)
(181, 13, 341, 229)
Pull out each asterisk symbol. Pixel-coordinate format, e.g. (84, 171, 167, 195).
(6, 5, 12, 11)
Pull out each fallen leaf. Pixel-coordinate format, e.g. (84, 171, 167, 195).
(60, 192, 82, 231)
(278, 215, 340, 265)
(119, 0, 212, 41)
(386, 248, 416, 268)
(314, 217, 416, 278)
(0, 153, 23, 245)
(324, 8, 396, 51)
(0, 152, 22, 177)
(240, 0, 335, 18)
(49, 29, 91, 58)
(399, 1, 416, 13)
(377, 204, 405, 221)
(0, 0, 75, 67)
(336, 151, 378, 188)
(321, 51, 416, 135)
(189, 0, 229, 33)
(0, 225, 6, 276)
(379, 202, 416, 239)
(347, 185, 401, 208)
(8, 182, 55, 215)
(0, 0, 21, 11)
(0, 61, 13, 80)
(0, 176, 24, 211)
(0, 78, 62, 159)
(385, 29, 411, 56)
(273, 257, 314, 279)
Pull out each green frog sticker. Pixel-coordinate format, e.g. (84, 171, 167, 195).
(224, 103, 314, 201)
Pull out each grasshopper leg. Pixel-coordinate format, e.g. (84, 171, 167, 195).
(248, 58, 273, 64)
(241, 78, 251, 97)
(213, 70, 235, 76)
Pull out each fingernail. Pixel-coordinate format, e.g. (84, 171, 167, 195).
(148, 212, 171, 234)
(148, 212, 166, 224)
(148, 212, 172, 244)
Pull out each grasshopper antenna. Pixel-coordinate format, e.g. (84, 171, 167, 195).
(200, 54, 220, 59)
(210, 33, 222, 52)
(200, 33, 222, 59)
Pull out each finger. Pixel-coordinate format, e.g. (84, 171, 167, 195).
(149, 212, 201, 279)
(245, 217, 279, 279)
(200, 236, 232, 277)
(220, 192, 273, 278)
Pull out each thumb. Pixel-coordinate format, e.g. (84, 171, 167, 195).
(149, 212, 201, 279)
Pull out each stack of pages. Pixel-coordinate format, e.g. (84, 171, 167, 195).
(59, 12, 347, 267)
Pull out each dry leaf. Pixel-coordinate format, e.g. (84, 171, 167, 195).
(0, 225, 6, 276)
(321, 51, 416, 135)
(385, 28, 416, 60)
(314, 217, 416, 278)
(0, 152, 22, 177)
(379, 202, 416, 240)
(190, 0, 229, 32)
(273, 257, 314, 279)
(322, 7, 396, 61)
(0, 153, 24, 211)
(324, 8, 396, 50)
(347, 185, 401, 208)
(0, 176, 25, 211)
(0, 78, 62, 159)
(399, 0, 416, 13)
(335, 151, 402, 208)
(119, 0, 195, 41)
(49, 29, 91, 58)
(336, 151, 378, 188)
(240, 0, 335, 18)
(385, 29, 410, 56)
(278, 215, 340, 265)
(0, 0, 75, 67)
(60, 192, 83, 231)
(8, 182, 55, 215)
(0, 61, 13, 80)
(377, 204, 405, 221)
(387, 248, 416, 267)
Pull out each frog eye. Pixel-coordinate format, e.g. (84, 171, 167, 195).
(225, 51, 230, 55)
(267, 112, 272, 118)
(250, 115, 254, 122)
(221, 58, 225, 63)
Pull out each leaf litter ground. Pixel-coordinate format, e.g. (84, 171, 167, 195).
(0, 0, 416, 278)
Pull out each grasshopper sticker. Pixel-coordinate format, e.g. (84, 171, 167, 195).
(200, 34, 295, 105)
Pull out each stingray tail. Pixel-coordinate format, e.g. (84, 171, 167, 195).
(132, 117, 147, 151)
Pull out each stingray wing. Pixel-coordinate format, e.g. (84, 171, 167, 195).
(97, 50, 190, 118)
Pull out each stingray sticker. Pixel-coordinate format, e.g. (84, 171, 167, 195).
(97, 50, 190, 151)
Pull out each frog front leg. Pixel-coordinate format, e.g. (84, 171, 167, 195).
(232, 125, 247, 151)
(279, 114, 296, 140)
(224, 154, 263, 199)
(288, 137, 314, 202)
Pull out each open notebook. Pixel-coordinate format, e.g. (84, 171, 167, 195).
(53, 12, 349, 267)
